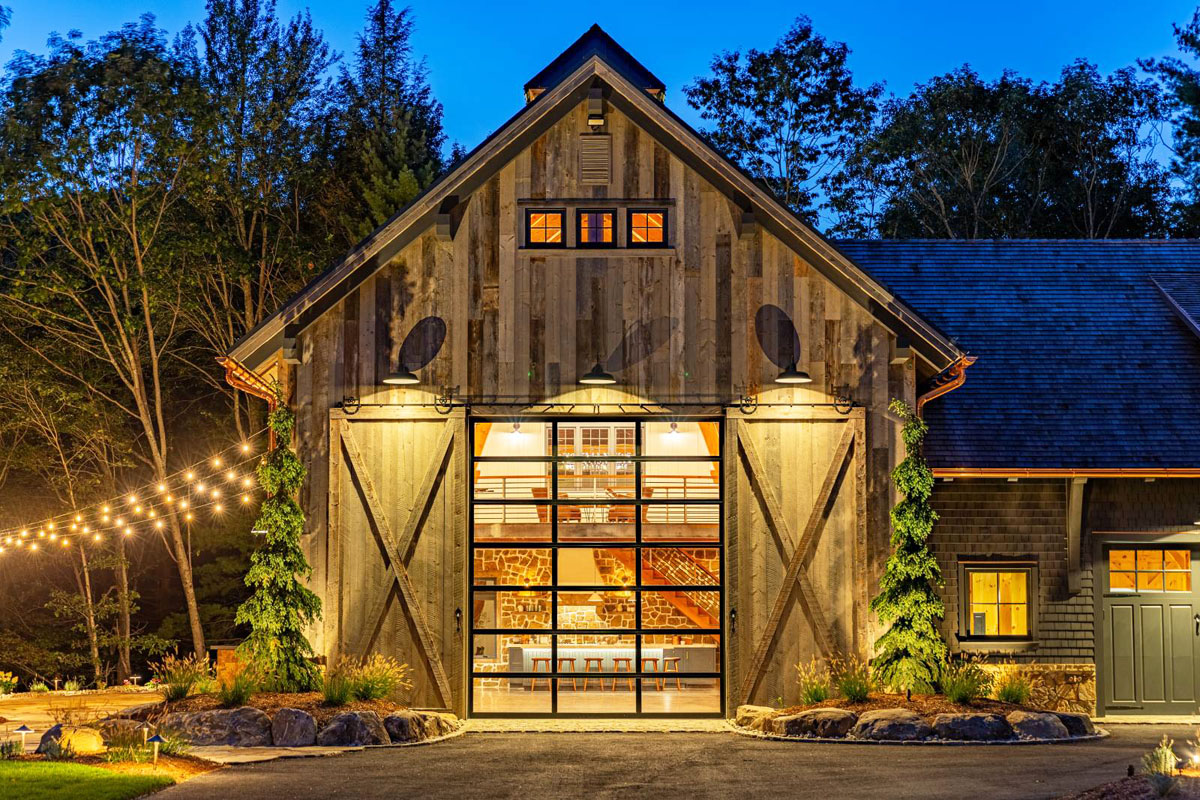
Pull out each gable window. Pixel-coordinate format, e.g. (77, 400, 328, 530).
(628, 209, 666, 247)
(526, 209, 565, 247)
(959, 562, 1035, 642)
(577, 209, 615, 246)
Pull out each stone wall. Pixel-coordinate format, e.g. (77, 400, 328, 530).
(981, 663, 1096, 715)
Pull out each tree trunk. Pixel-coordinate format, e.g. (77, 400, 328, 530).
(77, 547, 102, 685)
(167, 510, 206, 658)
(115, 535, 133, 682)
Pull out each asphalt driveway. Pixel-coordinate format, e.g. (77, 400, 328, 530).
(159, 725, 1195, 800)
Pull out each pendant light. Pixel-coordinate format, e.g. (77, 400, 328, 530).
(579, 362, 616, 385)
(382, 366, 420, 385)
(775, 361, 812, 384)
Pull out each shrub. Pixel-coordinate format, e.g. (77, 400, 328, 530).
(941, 659, 993, 705)
(321, 670, 353, 707)
(104, 729, 151, 764)
(796, 658, 832, 705)
(0, 671, 17, 694)
(350, 656, 413, 702)
(216, 663, 259, 709)
(830, 655, 875, 703)
(63, 680, 81, 693)
(30, 681, 49, 693)
(0, 739, 19, 760)
(993, 671, 1032, 705)
(156, 728, 191, 757)
(151, 653, 211, 702)
(1142, 735, 1180, 797)
(41, 738, 75, 761)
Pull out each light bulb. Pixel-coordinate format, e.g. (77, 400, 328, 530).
(82, 526, 89, 533)
(157, 483, 166, 493)
(74, 514, 82, 522)
(214, 504, 223, 513)
(124, 527, 132, 536)
(241, 494, 250, 504)
(61, 539, 68, 547)
(185, 471, 194, 481)
(185, 513, 193, 521)
(46, 522, 54, 530)
(134, 505, 143, 514)
(128, 495, 137, 504)
(148, 510, 156, 518)
(101, 515, 110, 522)
(115, 517, 124, 526)
(226, 471, 235, 481)
(179, 500, 188, 510)
(37, 530, 44, 538)
(70, 523, 77, 530)
(165, 494, 173, 503)
(155, 520, 163, 530)
(92, 534, 101, 542)
(101, 505, 110, 514)
(30, 543, 37, 551)
(211, 489, 221, 498)
(242, 477, 252, 488)
(212, 457, 222, 468)
(49, 533, 57, 541)
(241, 443, 250, 453)
(18, 530, 26, 537)
(195, 482, 205, 492)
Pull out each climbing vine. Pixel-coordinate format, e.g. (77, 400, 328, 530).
(235, 383, 322, 692)
(870, 398, 947, 694)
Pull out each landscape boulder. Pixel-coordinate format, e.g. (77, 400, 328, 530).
(316, 711, 390, 746)
(271, 708, 317, 747)
(113, 701, 165, 721)
(850, 708, 933, 741)
(162, 707, 273, 747)
(36, 724, 106, 755)
(734, 704, 776, 731)
(1006, 710, 1069, 740)
(1052, 712, 1096, 737)
(771, 708, 858, 738)
(932, 713, 1013, 741)
(419, 711, 460, 739)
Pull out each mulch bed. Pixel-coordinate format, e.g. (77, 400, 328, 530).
(165, 691, 406, 727)
(1063, 775, 1200, 799)
(774, 692, 1034, 723)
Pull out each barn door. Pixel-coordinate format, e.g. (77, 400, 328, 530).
(328, 408, 467, 714)
(725, 407, 867, 709)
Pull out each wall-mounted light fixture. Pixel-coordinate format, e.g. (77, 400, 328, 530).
(579, 362, 616, 385)
(774, 362, 812, 384)
(586, 86, 605, 128)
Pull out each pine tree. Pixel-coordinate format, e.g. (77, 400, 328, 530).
(870, 398, 947, 694)
(235, 385, 321, 691)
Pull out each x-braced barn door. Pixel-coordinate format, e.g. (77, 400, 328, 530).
(327, 408, 467, 715)
(725, 407, 868, 709)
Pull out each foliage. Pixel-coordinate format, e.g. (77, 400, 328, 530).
(829, 654, 875, 703)
(155, 728, 191, 757)
(0, 671, 16, 693)
(216, 662, 259, 708)
(940, 659, 993, 705)
(30, 681, 49, 693)
(1142, 735, 1180, 797)
(994, 671, 1033, 705)
(0, 761, 173, 800)
(795, 658, 832, 705)
(151, 653, 211, 702)
(41, 738, 76, 761)
(320, 669, 354, 707)
(870, 399, 947, 694)
(349, 655, 413, 702)
(685, 16, 879, 220)
(235, 387, 322, 692)
(103, 729, 152, 764)
(0, 739, 19, 760)
(62, 680, 80, 693)
(1143, 8, 1200, 235)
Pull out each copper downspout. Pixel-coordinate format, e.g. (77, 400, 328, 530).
(915, 354, 977, 417)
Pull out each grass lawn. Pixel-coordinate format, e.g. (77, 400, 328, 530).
(0, 760, 174, 800)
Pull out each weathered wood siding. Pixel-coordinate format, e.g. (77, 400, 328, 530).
(290, 100, 916, 711)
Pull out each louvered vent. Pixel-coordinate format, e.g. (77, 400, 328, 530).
(579, 135, 611, 185)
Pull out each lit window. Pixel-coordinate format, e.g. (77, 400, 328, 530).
(578, 210, 614, 246)
(526, 210, 564, 247)
(965, 567, 1030, 637)
(581, 427, 609, 455)
(615, 427, 635, 456)
(628, 209, 666, 246)
(1110, 548, 1191, 592)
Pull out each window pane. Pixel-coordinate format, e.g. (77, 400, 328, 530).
(473, 590, 551, 629)
(473, 504, 550, 542)
(476, 421, 551, 457)
(642, 421, 719, 456)
(473, 633, 551, 673)
(641, 590, 720, 629)
(642, 504, 720, 542)
(641, 676, 720, 713)
(556, 548, 635, 587)
(969, 603, 996, 636)
(1138, 570, 1164, 591)
(473, 463, 550, 500)
(472, 677, 551, 713)
(1166, 571, 1192, 592)
(1110, 550, 1136, 571)
(557, 591, 635, 629)
(1165, 550, 1191, 571)
(557, 463, 635, 499)
(556, 634, 638, 709)
(998, 572, 1027, 604)
(1137, 549, 1164, 571)
(556, 504, 636, 542)
(999, 604, 1028, 636)
(1110, 571, 1136, 591)
(642, 548, 721, 585)
(473, 548, 552, 586)
(970, 571, 998, 604)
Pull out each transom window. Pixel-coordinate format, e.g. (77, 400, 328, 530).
(526, 210, 565, 247)
(628, 209, 666, 246)
(1110, 549, 1191, 592)
(964, 566, 1031, 638)
(577, 209, 615, 246)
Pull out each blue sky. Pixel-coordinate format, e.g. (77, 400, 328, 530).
(2, 0, 1196, 148)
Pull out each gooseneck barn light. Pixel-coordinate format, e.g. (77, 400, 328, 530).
(774, 361, 812, 384)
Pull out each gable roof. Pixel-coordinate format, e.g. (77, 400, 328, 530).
(837, 240, 1200, 473)
(227, 28, 963, 373)
(524, 24, 665, 101)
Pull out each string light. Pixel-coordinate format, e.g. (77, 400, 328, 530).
(154, 520, 164, 530)
(124, 527, 133, 536)
(214, 504, 223, 513)
(49, 533, 57, 541)
(185, 513, 193, 522)
(30, 543, 37, 551)
(179, 501, 188, 510)
(61, 539, 69, 547)
(157, 483, 166, 493)
(185, 471, 195, 481)
(195, 482, 205, 492)
(74, 514, 82, 523)
(226, 470, 236, 482)
(241, 494, 250, 504)
(241, 443, 250, 453)
(37, 530, 45, 538)
(101, 505, 110, 514)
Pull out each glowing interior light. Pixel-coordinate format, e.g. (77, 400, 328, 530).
(61, 539, 68, 547)
(46, 522, 54, 530)
(115, 517, 125, 526)
(70, 523, 77, 531)
(37, 530, 45, 538)
(93, 534, 101, 542)
(148, 510, 156, 518)
(49, 533, 57, 541)
(196, 482, 205, 492)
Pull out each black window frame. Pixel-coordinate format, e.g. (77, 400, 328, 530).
(575, 208, 617, 248)
(956, 559, 1038, 646)
(525, 208, 567, 249)
(627, 208, 668, 248)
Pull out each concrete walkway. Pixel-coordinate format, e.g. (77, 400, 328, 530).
(161, 723, 1195, 800)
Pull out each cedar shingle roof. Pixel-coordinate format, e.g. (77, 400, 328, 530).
(835, 240, 1200, 471)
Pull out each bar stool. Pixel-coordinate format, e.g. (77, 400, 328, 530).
(530, 657, 552, 691)
(661, 657, 682, 690)
(557, 657, 577, 691)
(581, 657, 605, 691)
(641, 657, 661, 690)
(611, 657, 635, 691)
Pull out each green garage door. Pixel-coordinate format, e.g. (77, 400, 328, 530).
(1100, 544, 1200, 715)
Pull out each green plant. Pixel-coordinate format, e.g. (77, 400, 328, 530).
(0, 671, 17, 694)
(321, 670, 353, 707)
(0, 739, 19, 760)
(62, 680, 81, 693)
(41, 738, 75, 761)
(350, 655, 413, 701)
(216, 663, 259, 708)
(235, 388, 323, 693)
(870, 399, 948, 695)
(994, 670, 1033, 705)
(1142, 735, 1180, 797)
(830, 655, 875, 703)
(151, 653, 211, 702)
(796, 658, 832, 705)
(940, 659, 993, 705)
(30, 681, 49, 693)
(103, 729, 151, 764)
(155, 728, 191, 757)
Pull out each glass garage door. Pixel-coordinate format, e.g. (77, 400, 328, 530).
(469, 418, 723, 717)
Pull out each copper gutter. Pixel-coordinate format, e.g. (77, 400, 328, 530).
(932, 468, 1200, 478)
(217, 356, 278, 446)
(916, 354, 977, 417)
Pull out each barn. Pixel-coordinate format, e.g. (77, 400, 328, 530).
(225, 26, 1200, 719)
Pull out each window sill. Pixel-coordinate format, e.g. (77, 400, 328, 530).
(519, 247, 676, 257)
(956, 638, 1039, 654)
